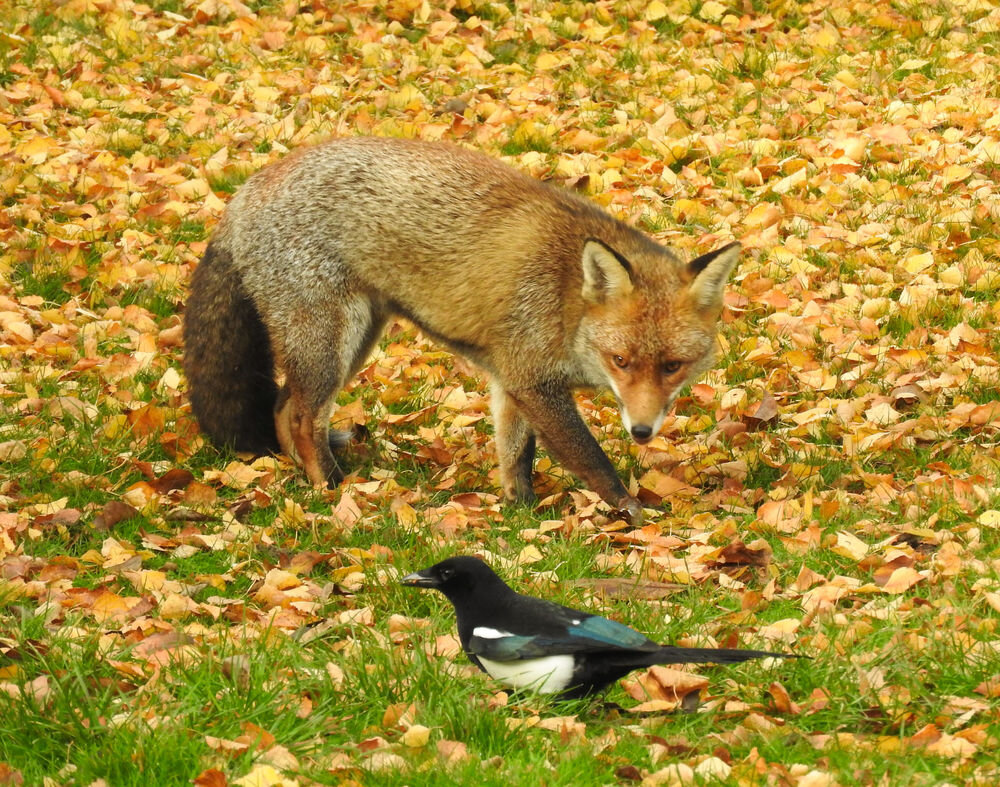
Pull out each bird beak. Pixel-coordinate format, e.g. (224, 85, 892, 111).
(400, 570, 439, 588)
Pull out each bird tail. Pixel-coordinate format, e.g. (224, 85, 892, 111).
(650, 647, 800, 665)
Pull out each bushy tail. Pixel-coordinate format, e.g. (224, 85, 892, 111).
(651, 647, 801, 665)
(183, 242, 280, 454)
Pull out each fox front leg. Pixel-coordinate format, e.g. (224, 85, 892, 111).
(508, 382, 643, 526)
(491, 381, 537, 503)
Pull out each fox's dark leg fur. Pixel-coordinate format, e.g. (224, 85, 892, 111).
(491, 381, 537, 502)
(509, 381, 643, 525)
(184, 243, 280, 454)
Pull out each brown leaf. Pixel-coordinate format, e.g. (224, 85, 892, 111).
(183, 481, 218, 507)
(93, 501, 140, 531)
(705, 539, 772, 568)
(164, 507, 213, 522)
(745, 391, 779, 429)
(281, 550, 329, 575)
(624, 666, 708, 703)
(436, 739, 469, 763)
(0, 440, 27, 462)
(974, 676, 1000, 698)
(879, 566, 924, 594)
(204, 736, 250, 757)
(890, 383, 927, 410)
(221, 655, 252, 688)
(127, 404, 167, 438)
(149, 468, 195, 494)
(237, 721, 276, 751)
(765, 681, 800, 714)
(567, 577, 685, 600)
(637, 469, 697, 501)
(193, 769, 228, 787)
(382, 702, 417, 729)
(0, 763, 25, 786)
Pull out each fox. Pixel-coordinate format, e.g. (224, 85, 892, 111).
(183, 137, 739, 525)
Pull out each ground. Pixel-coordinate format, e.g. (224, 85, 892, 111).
(2, 0, 1000, 784)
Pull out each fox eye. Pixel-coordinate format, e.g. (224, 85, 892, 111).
(612, 354, 629, 369)
(662, 360, 683, 374)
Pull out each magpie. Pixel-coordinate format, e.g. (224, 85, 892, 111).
(401, 556, 800, 699)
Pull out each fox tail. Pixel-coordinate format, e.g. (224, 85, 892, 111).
(183, 243, 280, 454)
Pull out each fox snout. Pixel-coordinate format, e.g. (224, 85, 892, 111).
(614, 390, 672, 446)
(620, 409, 667, 445)
(629, 423, 654, 442)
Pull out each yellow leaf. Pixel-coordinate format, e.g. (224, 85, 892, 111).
(671, 198, 710, 223)
(810, 25, 840, 50)
(517, 545, 543, 564)
(898, 58, 929, 71)
(698, 0, 727, 21)
(262, 568, 301, 590)
(91, 590, 132, 622)
(387, 84, 426, 111)
(978, 510, 1000, 527)
(902, 251, 934, 274)
(771, 167, 807, 195)
(864, 402, 902, 425)
(0, 313, 33, 342)
(402, 724, 431, 747)
(833, 531, 868, 561)
(159, 592, 197, 619)
(644, 0, 669, 21)
(742, 202, 783, 229)
(174, 179, 211, 200)
(233, 764, 298, 787)
(833, 69, 859, 89)
(941, 164, 972, 185)
(534, 52, 563, 70)
(938, 265, 964, 286)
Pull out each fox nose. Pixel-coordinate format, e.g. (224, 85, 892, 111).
(630, 424, 653, 442)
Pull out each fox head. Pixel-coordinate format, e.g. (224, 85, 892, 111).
(577, 239, 740, 445)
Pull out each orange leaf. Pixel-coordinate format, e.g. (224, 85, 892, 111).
(194, 769, 228, 787)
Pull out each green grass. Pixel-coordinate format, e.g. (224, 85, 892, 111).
(4, 0, 1000, 783)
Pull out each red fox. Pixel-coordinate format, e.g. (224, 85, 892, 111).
(183, 137, 739, 524)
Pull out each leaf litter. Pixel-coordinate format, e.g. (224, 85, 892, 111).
(3, 0, 1000, 784)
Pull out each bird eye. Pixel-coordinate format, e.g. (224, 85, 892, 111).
(439, 568, 453, 580)
(662, 360, 683, 374)
(612, 354, 629, 369)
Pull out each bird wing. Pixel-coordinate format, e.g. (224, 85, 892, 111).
(565, 613, 653, 649)
(467, 631, 556, 661)
(466, 604, 657, 662)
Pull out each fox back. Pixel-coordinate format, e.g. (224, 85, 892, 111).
(184, 137, 739, 523)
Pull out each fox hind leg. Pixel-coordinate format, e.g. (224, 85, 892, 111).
(491, 381, 537, 503)
(274, 297, 387, 487)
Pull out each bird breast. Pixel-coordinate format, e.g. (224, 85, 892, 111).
(476, 654, 576, 694)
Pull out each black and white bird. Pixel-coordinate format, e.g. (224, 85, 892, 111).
(401, 556, 800, 699)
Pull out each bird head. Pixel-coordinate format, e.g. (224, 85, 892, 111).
(400, 556, 508, 604)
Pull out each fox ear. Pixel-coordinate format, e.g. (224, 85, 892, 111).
(582, 240, 634, 304)
(687, 242, 740, 312)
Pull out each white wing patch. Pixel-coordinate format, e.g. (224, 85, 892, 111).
(472, 626, 514, 640)
(478, 654, 575, 694)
